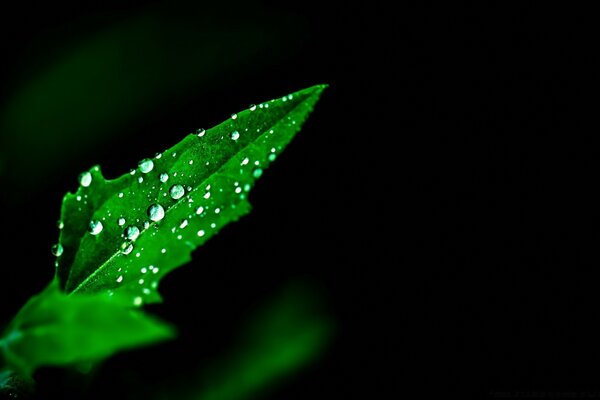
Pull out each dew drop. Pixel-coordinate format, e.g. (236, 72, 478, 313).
(249, 104, 257, 111)
(51, 244, 63, 257)
(170, 184, 185, 200)
(241, 157, 249, 166)
(144, 221, 150, 229)
(117, 275, 123, 283)
(130, 169, 136, 176)
(125, 225, 140, 241)
(79, 171, 92, 187)
(196, 206, 204, 215)
(139, 279, 144, 285)
(268, 153, 276, 162)
(230, 130, 240, 141)
(160, 173, 169, 183)
(161, 248, 167, 254)
(235, 187, 242, 193)
(121, 241, 134, 255)
(143, 288, 151, 295)
(141, 267, 147, 273)
(138, 176, 144, 184)
(214, 208, 221, 214)
(88, 220, 103, 235)
(57, 220, 64, 230)
(253, 168, 263, 178)
(197, 230, 205, 237)
(155, 152, 162, 159)
(119, 192, 124, 198)
(180, 219, 188, 229)
(203, 192, 211, 199)
(189, 160, 194, 165)
(196, 128, 206, 137)
(138, 159, 154, 173)
(148, 204, 165, 222)
(134, 297, 142, 306)
(118, 217, 126, 226)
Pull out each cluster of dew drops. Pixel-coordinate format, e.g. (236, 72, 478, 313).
(50, 98, 291, 302)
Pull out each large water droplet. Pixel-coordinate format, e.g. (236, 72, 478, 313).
(79, 171, 92, 187)
(121, 241, 134, 255)
(125, 225, 140, 241)
(230, 130, 240, 141)
(196, 128, 206, 137)
(51, 244, 63, 257)
(160, 173, 169, 183)
(89, 220, 103, 235)
(170, 184, 185, 200)
(148, 204, 165, 222)
(139, 159, 154, 173)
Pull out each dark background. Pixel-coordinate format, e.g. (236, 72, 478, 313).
(0, 1, 596, 399)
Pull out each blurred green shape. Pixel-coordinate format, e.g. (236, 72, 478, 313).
(0, 281, 174, 377)
(0, 2, 303, 183)
(177, 283, 334, 400)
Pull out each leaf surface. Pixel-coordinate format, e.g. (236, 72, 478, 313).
(1, 283, 174, 376)
(55, 85, 327, 306)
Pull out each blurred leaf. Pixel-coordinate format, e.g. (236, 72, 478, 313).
(0, 282, 174, 377)
(0, 3, 305, 183)
(165, 283, 333, 400)
(55, 85, 327, 306)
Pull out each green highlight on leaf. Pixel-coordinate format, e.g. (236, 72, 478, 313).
(55, 84, 327, 307)
(1, 282, 174, 377)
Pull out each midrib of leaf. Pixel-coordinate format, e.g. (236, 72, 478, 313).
(69, 91, 320, 295)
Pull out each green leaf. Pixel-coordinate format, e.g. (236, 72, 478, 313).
(1, 282, 174, 376)
(55, 84, 326, 306)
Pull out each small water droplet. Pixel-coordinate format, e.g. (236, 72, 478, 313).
(241, 157, 249, 166)
(180, 219, 188, 229)
(144, 221, 150, 229)
(244, 183, 251, 191)
(138, 176, 144, 184)
(230, 130, 240, 141)
(197, 230, 205, 237)
(79, 171, 92, 187)
(148, 204, 165, 222)
(88, 220, 103, 235)
(130, 169, 136, 176)
(117, 275, 123, 283)
(141, 267, 148, 273)
(203, 192, 211, 199)
(249, 104, 257, 111)
(268, 153, 276, 161)
(121, 241, 134, 255)
(189, 160, 194, 165)
(210, 223, 216, 229)
(155, 152, 162, 159)
(57, 220, 64, 230)
(139, 279, 144, 285)
(231, 113, 238, 120)
(160, 173, 169, 183)
(196, 128, 206, 137)
(161, 248, 166, 254)
(118, 217, 126, 226)
(119, 192, 124, 198)
(196, 206, 204, 215)
(134, 297, 143, 306)
(51, 244, 63, 257)
(125, 225, 140, 241)
(138, 159, 154, 173)
(214, 208, 221, 214)
(143, 288, 151, 295)
(170, 184, 185, 200)
(235, 187, 242, 193)
(76, 195, 82, 201)
(253, 168, 263, 178)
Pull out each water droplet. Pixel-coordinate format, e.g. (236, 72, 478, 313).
(244, 183, 251, 191)
(210, 223, 216, 229)
(161, 248, 167, 254)
(160, 173, 169, 183)
(130, 169, 136, 176)
(231, 113, 237, 120)
(139, 279, 144, 285)
(155, 152, 163, 159)
(196, 206, 204, 215)
(170, 184, 185, 200)
(125, 225, 140, 241)
(203, 192, 211, 199)
(235, 187, 242, 193)
(88, 220, 103, 235)
(268, 153, 276, 162)
(196, 128, 206, 137)
(214, 208, 221, 214)
(79, 171, 92, 187)
(57, 220, 64, 230)
(117, 275, 123, 283)
(51, 244, 63, 257)
(134, 297, 142, 306)
(282, 96, 288, 102)
(144, 221, 150, 229)
(118, 217, 126, 226)
(230, 130, 240, 141)
(121, 241, 134, 255)
(119, 192, 124, 198)
(148, 204, 165, 222)
(76, 195, 82, 201)
(241, 158, 249, 166)
(249, 104, 257, 111)
(180, 219, 188, 229)
(189, 160, 194, 165)
(138, 176, 144, 184)
(143, 288, 151, 295)
(197, 230, 205, 237)
(253, 168, 263, 178)
(141, 267, 147, 273)
(139, 159, 154, 173)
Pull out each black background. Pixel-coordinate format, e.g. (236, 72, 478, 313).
(0, 1, 596, 399)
